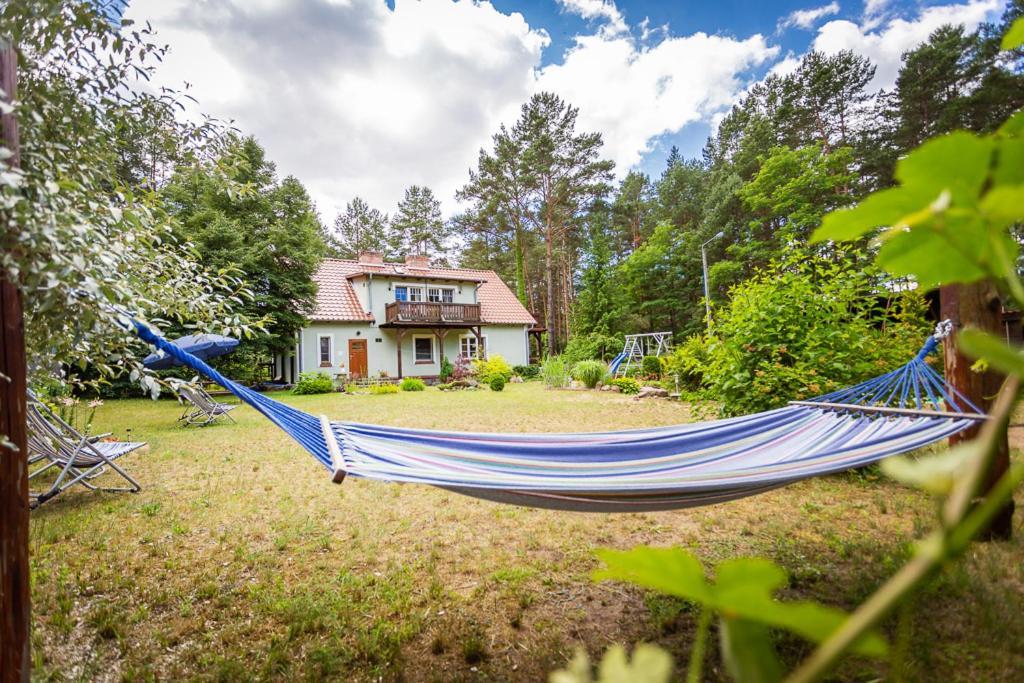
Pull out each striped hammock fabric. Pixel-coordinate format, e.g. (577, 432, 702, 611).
(132, 322, 983, 512)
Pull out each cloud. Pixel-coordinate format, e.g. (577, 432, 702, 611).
(536, 32, 778, 173)
(125, 0, 778, 216)
(126, 0, 548, 218)
(812, 0, 1002, 89)
(780, 2, 841, 31)
(557, 0, 628, 37)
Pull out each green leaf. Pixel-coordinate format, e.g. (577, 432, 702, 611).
(895, 132, 994, 206)
(719, 618, 783, 683)
(957, 327, 1024, 377)
(876, 226, 988, 289)
(812, 185, 937, 242)
(994, 139, 1024, 185)
(881, 446, 975, 495)
(980, 185, 1024, 225)
(594, 547, 712, 602)
(596, 644, 673, 683)
(1001, 17, 1024, 50)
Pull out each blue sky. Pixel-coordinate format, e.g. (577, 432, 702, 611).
(123, 0, 1007, 217)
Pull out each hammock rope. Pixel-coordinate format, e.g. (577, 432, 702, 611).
(133, 321, 981, 512)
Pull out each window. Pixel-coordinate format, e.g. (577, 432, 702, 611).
(459, 334, 486, 359)
(427, 287, 454, 303)
(414, 336, 434, 364)
(318, 335, 333, 366)
(395, 284, 428, 303)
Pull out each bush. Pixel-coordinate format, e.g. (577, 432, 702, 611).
(570, 360, 607, 389)
(473, 355, 513, 385)
(293, 372, 334, 395)
(512, 364, 540, 380)
(700, 250, 930, 416)
(452, 355, 475, 380)
(607, 377, 641, 394)
(541, 356, 570, 388)
(664, 335, 709, 391)
(641, 355, 663, 378)
(439, 355, 454, 383)
(400, 377, 425, 392)
(561, 332, 623, 366)
(368, 383, 400, 395)
(489, 375, 506, 392)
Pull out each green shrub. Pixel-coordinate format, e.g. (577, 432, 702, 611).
(641, 355, 663, 377)
(701, 250, 930, 416)
(473, 355, 513, 385)
(439, 355, 454, 383)
(664, 335, 709, 391)
(343, 382, 359, 394)
(570, 360, 606, 389)
(541, 356, 569, 388)
(400, 377, 425, 392)
(489, 375, 506, 392)
(561, 332, 623, 366)
(368, 383, 399, 395)
(512, 364, 540, 380)
(607, 377, 641, 394)
(293, 372, 334, 395)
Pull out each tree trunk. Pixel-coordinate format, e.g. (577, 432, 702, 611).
(0, 39, 30, 683)
(940, 282, 1014, 540)
(544, 216, 555, 356)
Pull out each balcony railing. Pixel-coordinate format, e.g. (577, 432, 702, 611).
(384, 301, 482, 325)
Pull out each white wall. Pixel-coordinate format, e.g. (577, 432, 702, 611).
(301, 322, 530, 379)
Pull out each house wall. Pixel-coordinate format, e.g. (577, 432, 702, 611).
(299, 322, 530, 380)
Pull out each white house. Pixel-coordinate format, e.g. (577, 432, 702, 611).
(274, 253, 537, 382)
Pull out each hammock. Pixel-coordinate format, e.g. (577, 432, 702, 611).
(132, 321, 983, 512)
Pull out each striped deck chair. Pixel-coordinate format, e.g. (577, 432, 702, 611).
(175, 382, 237, 426)
(27, 398, 146, 509)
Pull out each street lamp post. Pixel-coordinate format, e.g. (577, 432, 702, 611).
(701, 231, 725, 327)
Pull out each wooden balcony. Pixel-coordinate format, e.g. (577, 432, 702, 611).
(383, 301, 482, 326)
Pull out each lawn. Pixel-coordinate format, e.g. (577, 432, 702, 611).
(28, 383, 1024, 682)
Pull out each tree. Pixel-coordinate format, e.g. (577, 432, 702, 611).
(163, 137, 325, 371)
(3, 0, 254, 395)
(329, 197, 393, 259)
(610, 171, 653, 252)
(515, 92, 614, 354)
(391, 185, 448, 259)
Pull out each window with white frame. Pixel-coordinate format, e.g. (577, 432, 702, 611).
(427, 287, 454, 303)
(318, 334, 332, 366)
(395, 284, 425, 303)
(459, 334, 486, 359)
(414, 336, 434, 363)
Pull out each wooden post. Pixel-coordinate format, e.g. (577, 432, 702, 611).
(0, 38, 30, 683)
(394, 329, 405, 379)
(941, 282, 1014, 540)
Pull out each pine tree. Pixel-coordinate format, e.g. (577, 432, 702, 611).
(329, 197, 393, 259)
(391, 185, 447, 258)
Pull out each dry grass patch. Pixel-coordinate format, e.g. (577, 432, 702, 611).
(28, 383, 1024, 681)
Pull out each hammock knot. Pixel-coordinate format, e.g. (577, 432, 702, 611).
(933, 319, 954, 340)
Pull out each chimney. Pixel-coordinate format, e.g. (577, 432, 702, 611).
(358, 251, 384, 265)
(405, 254, 431, 269)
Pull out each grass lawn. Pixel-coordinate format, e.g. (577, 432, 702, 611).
(28, 382, 1024, 682)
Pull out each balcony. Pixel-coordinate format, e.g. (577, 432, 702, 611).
(384, 301, 482, 326)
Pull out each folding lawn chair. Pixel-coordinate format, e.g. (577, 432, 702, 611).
(174, 382, 237, 426)
(26, 398, 146, 509)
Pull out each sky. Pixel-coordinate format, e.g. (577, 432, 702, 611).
(121, 0, 1008, 220)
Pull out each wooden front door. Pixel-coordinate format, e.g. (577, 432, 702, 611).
(348, 339, 368, 379)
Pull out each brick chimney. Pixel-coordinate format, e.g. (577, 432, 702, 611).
(357, 251, 384, 265)
(405, 254, 431, 269)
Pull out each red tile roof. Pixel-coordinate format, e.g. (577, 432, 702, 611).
(310, 258, 537, 325)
